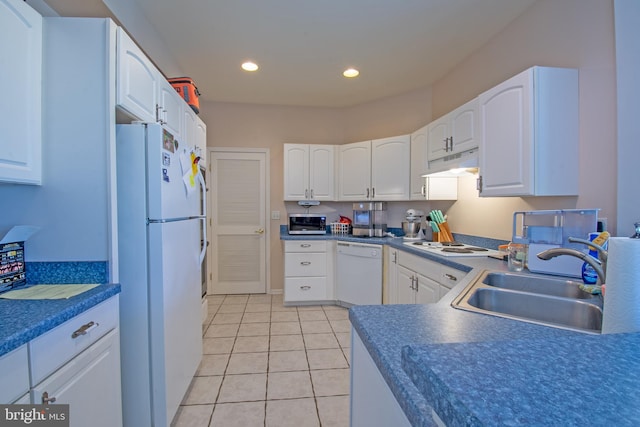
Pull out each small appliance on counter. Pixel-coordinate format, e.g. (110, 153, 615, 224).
(402, 209, 424, 240)
(288, 200, 327, 235)
(288, 213, 327, 235)
(512, 209, 598, 278)
(352, 202, 387, 237)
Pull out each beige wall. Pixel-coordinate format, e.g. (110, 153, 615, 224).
(198, 88, 433, 292)
(198, 0, 617, 291)
(432, 0, 617, 239)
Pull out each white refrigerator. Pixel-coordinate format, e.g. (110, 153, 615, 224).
(116, 123, 206, 427)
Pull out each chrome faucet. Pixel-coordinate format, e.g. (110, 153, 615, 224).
(536, 243, 607, 285)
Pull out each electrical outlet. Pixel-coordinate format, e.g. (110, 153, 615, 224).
(271, 211, 281, 220)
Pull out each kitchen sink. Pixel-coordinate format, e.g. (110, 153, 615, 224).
(482, 272, 596, 299)
(452, 270, 603, 333)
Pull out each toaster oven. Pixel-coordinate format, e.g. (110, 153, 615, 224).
(288, 214, 327, 235)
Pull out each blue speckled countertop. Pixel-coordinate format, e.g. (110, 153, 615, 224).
(0, 260, 121, 357)
(401, 333, 640, 426)
(0, 283, 120, 357)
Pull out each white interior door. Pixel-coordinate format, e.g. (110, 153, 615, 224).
(209, 150, 267, 294)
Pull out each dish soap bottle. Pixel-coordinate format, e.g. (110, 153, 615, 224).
(581, 231, 609, 284)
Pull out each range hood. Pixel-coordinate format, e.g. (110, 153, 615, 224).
(422, 147, 479, 177)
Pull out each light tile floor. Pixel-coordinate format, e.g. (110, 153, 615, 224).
(171, 294, 351, 427)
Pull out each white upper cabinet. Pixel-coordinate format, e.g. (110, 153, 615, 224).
(410, 126, 458, 200)
(185, 107, 207, 165)
(338, 136, 410, 201)
(410, 125, 429, 199)
(338, 141, 371, 201)
(284, 144, 335, 201)
(159, 78, 184, 141)
(116, 27, 160, 123)
(426, 98, 479, 172)
(0, 0, 42, 185)
(371, 135, 411, 200)
(478, 66, 579, 197)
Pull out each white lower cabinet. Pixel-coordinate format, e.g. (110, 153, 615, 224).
(284, 240, 334, 303)
(0, 345, 29, 403)
(31, 329, 122, 427)
(351, 329, 411, 427)
(28, 296, 122, 427)
(390, 249, 466, 304)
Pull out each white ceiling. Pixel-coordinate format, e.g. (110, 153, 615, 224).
(42, 0, 538, 108)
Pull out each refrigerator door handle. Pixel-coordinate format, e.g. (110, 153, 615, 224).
(198, 171, 208, 265)
(199, 217, 207, 265)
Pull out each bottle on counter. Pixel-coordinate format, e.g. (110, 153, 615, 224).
(581, 232, 608, 284)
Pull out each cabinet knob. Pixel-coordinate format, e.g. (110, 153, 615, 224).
(42, 391, 57, 405)
(366, 188, 370, 199)
(300, 244, 311, 248)
(300, 285, 311, 290)
(310, 189, 314, 199)
(300, 261, 311, 266)
(444, 273, 458, 282)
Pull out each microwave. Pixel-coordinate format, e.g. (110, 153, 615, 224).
(288, 214, 327, 235)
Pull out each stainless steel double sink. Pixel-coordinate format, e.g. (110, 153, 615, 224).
(451, 271, 603, 333)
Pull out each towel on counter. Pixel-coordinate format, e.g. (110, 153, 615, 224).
(0, 284, 99, 300)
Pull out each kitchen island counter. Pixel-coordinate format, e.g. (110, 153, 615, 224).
(351, 302, 639, 426)
(0, 283, 121, 357)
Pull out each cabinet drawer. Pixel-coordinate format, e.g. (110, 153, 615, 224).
(0, 345, 29, 403)
(440, 265, 466, 289)
(285, 253, 327, 277)
(285, 240, 327, 253)
(285, 277, 328, 302)
(30, 296, 119, 385)
(397, 250, 440, 279)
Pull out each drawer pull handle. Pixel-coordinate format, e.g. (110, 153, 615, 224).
(444, 273, 458, 281)
(300, 285, 311, 290)
(300, 244, 311, 248)
(300, 261, 311, 266)
(71, 321, 98, 339)
(42, 391, 56, 404)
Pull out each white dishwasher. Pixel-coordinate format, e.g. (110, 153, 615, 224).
(336, 241, 383, 305)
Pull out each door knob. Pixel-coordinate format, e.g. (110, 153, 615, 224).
(255, 228, 265, 234)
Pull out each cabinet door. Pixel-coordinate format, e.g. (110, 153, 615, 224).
(116, 27, 159, 123)
(0, 345, 29, 404)
(371, 135, 410, 200)
(308, 145, 335, 200)
(385, 248, 398, 304)
(159, 79, 184, 141)
(284, 144, 310, 200)
(31, 329, 122, 427)
(396, 265, 416, 304)
(0, 0, 42, 184)
(195, 115, 207, 163)
(426, 115, 450, 161)
(415, 274, 440, 304)
(449, 98, 479, 155)
(338, 141, 371, 201)
(478, 68, 533, 196)
(410, 125, 428, 200)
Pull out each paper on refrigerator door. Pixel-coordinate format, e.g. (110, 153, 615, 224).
(183, 170, 196, 194)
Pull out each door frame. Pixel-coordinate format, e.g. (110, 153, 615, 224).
(207, 147, 271, 294)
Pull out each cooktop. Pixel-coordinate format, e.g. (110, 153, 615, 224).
(402, 241, 502, 258)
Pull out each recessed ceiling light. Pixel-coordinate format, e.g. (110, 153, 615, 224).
(241, 61, 259, 72)
(343, 68, 360, 78)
